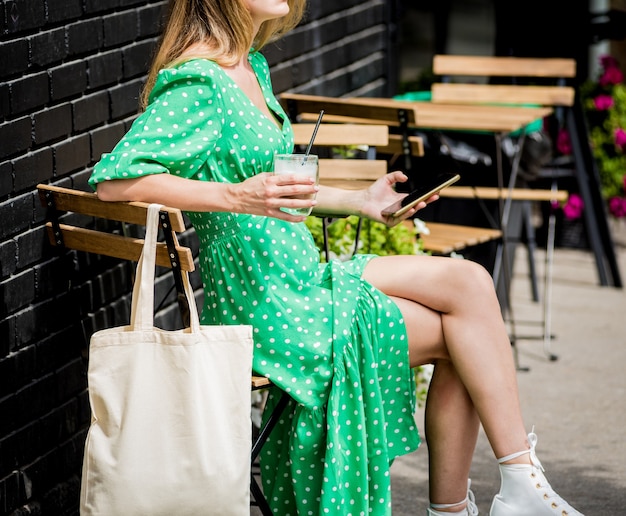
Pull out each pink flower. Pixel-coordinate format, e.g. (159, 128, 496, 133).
(608, 196, 626, 218)
(556, 128, 572, 155)
(600, 55, 619, 70)
(594, 94, 614, 110)
(599, 66, 624, 86)
(562, 193, 584, 220)
(614, 127, 626, 148)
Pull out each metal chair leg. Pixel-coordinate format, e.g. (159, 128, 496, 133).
(250, 390, 291, 515)
(542, 185, 559, 361)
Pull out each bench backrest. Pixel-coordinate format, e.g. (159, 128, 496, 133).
(37, 183, 195, 272)
(292, 122, 391, 190)
(431, 55, 577, 107)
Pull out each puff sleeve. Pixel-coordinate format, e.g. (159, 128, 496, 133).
(89, 61, 225, 187)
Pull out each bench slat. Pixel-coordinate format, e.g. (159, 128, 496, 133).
(44, 223, 195, 271)
(433, 55, 577, 78)
(431, 83, 575, 107)
(440, 186, 568, 202)
(38, 184, 187, 232)
(292, 123, 389, 147)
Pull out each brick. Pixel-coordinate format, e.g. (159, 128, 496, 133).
(53, 134, 91, 176)
(34, 258, 71, 300)
(36, 327, 86, 377)
(0, 83, 9, 118)
(71, 168, 94, 192)
(3, 0, 46, 34)
(103, 11, 138, 48)
(13, 148, 54, 193)
(0, 470, 21, 512)
(16, 227, 46, 269)
(84, 0, 120, 14)
(138, 3, 167, 38)
(29, 27, 68, 68)
(0, 269, 35, 317)
(46, 0, 83, 24)
(38, 402, 79, 457)
(67, 18, 103, 57)
(122, 39, 157, 79)
(94, 262, 133, 305)
(50, 61, 87, 102)
(0, 192, 33, 241)
(33, 104, 73, 146)
(0, 238, 17, 278)
(9, 72, 50, 116)
(13, 302, 37, 348)
(0, 346, 36, 397)
(349, 28, 386, 62)
(72, 91, 109, 132)
(109, 79, 143, 119)
(119, 0, 148, 6)
(0, 40, 29, 78)
(87, 49, 123, 89)
(0, 314, 15, 357)
(55, 359, 86, 401)
(9, 373, 58, 431)
(1, 420, 42, 476)
(91, 122, 125, 161)
(349, 54, 385, 91)
(0, 117, 32, 160)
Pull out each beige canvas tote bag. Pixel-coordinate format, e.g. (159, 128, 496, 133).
(80, 203, 253, 515)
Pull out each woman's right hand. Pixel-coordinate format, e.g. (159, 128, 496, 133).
(229, 172, 319, 221)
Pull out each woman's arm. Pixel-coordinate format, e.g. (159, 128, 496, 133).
(96, 172, 319, 221)
(313, 170, 436, 226)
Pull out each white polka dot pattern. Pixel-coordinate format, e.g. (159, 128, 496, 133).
(89, 52, 420, 515)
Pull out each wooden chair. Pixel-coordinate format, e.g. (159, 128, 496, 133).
(430, 55, 582, 359)
(36, 183, 288, 515)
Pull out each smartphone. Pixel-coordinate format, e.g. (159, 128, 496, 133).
(381, 172, 461, 218)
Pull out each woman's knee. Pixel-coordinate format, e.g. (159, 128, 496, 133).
(449, 259, 496, 298)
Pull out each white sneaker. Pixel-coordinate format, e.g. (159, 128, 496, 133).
(490, 431, 583, 515)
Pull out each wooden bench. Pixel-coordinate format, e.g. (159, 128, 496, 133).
(36, 183, 287, 515)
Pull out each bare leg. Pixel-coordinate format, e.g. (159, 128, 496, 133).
(362, 255, 532, 509)
(425, 361, 480, 507)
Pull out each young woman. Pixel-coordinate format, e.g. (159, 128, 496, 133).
(89, 1, 584, 514)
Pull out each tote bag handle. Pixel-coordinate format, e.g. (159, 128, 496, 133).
(130, 203, 200, 332)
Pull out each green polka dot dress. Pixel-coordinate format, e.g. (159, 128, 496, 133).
(90, 52, 420, 515)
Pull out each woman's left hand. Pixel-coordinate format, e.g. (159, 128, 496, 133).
(360, 171, 438, 227)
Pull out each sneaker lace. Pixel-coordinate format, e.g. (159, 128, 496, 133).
(527, 431, 580, 515)
(466, 480, 479, 516)
(531, 470, 579, 514)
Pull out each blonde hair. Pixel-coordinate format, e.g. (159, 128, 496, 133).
(141, 0, 307, 108)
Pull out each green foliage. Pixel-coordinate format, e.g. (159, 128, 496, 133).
(305, 215, 426, 261)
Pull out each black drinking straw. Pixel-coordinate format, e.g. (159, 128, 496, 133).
(302, 110, 324, 164)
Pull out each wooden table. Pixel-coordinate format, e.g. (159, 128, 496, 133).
(287, 94, 551, 134)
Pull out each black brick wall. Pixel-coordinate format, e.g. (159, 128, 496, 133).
(0, 0, 396, 514)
